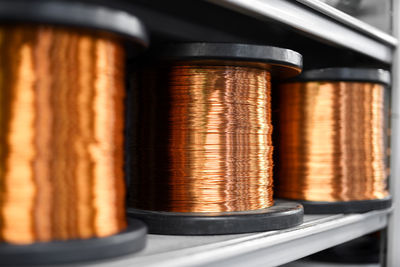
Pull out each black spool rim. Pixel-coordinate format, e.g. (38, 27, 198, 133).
(153, 43, 303, 78)
(127, 200, 303, 235)
(286, 67, 391, 86)
(0, 0, 149, 47)
(295, 196, 392, 214)
(0, 218, 147, 266)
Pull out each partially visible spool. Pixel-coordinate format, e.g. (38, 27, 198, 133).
(276, 68, 391, 214)
(127, 43, 304, 235)
(0, 1, 148, 265)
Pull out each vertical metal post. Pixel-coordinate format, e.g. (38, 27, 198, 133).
(387, 0, 400, 265)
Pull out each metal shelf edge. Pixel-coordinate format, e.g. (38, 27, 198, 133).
(295, 0, 397, 46)
(89, 209, 390, 267)
(207, 0, 395, 64)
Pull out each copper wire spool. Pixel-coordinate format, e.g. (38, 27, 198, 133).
(0, 1, 147, 265)
(132, 64, 274, 212)
(127, 43, 304, 235)
(275, 68, 391, 213)
(0, 24, 128, 244)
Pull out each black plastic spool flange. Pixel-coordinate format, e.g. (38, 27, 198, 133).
(281, 67, 392, 214)
(0, 0, 148, 264)
(128, 201, 303, 235)
(0, 219, 147, 266)
(149, 42, 303, 78)
(128, 43, 304, 235)
(298, 196, 392, 214)
(0, 0, 149, 50)
(285, 67, 391, 86)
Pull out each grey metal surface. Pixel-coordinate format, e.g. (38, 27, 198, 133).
(387, 1, 400, 266)
(319, 0, 392, 34)
(70, 209, 390, 267)
(295, 0, 396, 43)
(207, 0, 395, 64)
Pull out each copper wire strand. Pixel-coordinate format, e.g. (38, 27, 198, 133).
(0, 25, 126, 244)
(128, 64, 274, 212)
(276, 81, 389, 201)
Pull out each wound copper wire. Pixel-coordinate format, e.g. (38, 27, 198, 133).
(0, 25, 126, 244)
(128, 63, 274, 213)
(276, 81, 389, 202)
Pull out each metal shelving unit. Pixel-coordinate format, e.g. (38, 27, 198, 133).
(79, 0, 398, 265)
(82, 210, 391, 267)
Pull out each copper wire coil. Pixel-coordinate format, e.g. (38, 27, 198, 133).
(0, 25, 126, 244)
(276, 81, 389, 202)
(128, 63, 274, 213)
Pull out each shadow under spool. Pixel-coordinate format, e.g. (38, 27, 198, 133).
(127, 43, 304, 235)
(276, 68, 392, 214)
(0, 1, 148, 265)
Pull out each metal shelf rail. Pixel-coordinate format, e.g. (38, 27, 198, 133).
(82, 209, 391, 267)
(388, 0, 400, 266)
(207, 0, 397, 64)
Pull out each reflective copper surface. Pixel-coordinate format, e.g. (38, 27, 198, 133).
(0, 25, 126, 244)
(276, 81, 389, 201)
(128, 64, 274, 212)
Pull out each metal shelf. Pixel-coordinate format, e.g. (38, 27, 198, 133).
(207, 0, 397, 64)
(79, 209, 390, 267)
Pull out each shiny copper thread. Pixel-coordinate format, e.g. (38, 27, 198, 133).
(276, 81, 389, 202)
(129, 63, 274, 212)
(0, 25, 126, 244)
